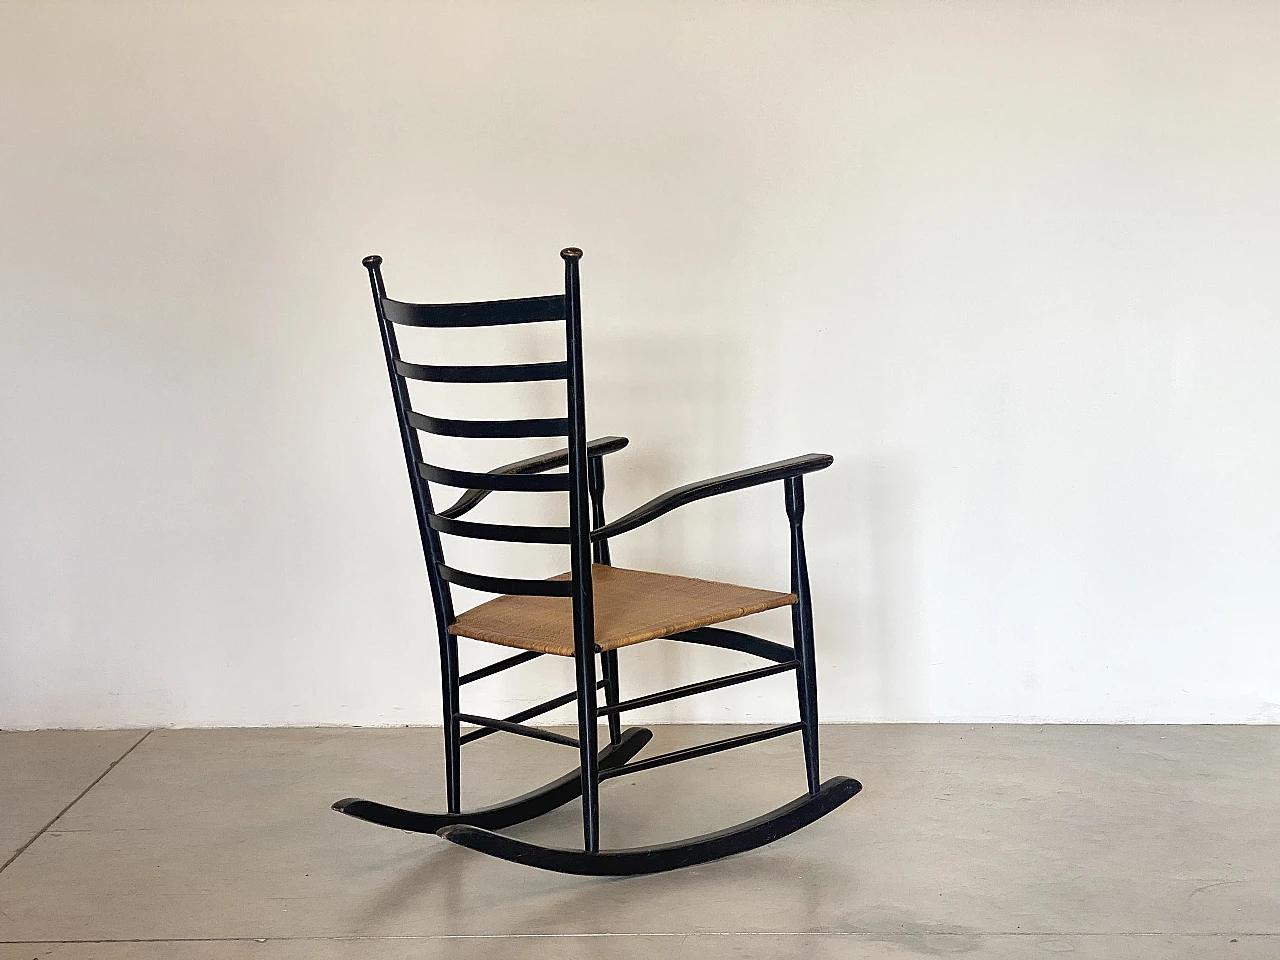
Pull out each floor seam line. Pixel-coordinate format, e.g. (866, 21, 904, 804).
(0, 729, 153, 877)
(3, 933, 1279, 944)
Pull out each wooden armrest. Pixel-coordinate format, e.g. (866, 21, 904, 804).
(591, 453, 833, 541)
(437, 436, 629, 520)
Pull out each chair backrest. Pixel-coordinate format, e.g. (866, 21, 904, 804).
(362, 248, 596, 657)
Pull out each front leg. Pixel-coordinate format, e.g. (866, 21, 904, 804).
(786, 475, 821, 796)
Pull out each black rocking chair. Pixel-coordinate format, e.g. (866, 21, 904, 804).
(334, 248, 861, 875)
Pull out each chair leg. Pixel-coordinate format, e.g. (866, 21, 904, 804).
(791, 595, 821, 797)
(786, 476, 821, 796)
(440, 631, 462, 813)
(600, 650, 623, 746)
(587, 454, 622, 749)
(575, 645, 601, 853)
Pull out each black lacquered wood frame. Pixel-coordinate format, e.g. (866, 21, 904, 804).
(334, 248, 859, 875)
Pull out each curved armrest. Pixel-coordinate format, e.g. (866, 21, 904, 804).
(591, 453, 832, 541)
(437, 436, 629, 519)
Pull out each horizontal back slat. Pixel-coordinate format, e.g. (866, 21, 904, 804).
(429, 514, 572, 544)
(395, 359, 569, 383)
(438, 564, 574, 597)
(407, 411, 569, 439)
(434, 436, 628, 520)
(382, 294, 566, 328)
(419, 461, 571, 492)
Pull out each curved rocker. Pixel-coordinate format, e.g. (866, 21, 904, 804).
(332, 726, 652, 834)
(436, 775, 862, 876)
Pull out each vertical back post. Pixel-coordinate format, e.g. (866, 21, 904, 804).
(562, 247, 601, 852)
(785, 475, 821, 796)
(364, 255, 463, 814)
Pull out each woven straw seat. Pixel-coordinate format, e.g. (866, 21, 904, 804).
(449, 564, 795, 656)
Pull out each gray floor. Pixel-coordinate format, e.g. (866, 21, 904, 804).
(0, 724, 1277, 958)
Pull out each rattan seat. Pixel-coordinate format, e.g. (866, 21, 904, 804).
(450, 564, 795, 656)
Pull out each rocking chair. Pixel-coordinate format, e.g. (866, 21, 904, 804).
(333, 248, 861, 875)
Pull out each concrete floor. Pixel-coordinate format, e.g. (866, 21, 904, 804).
(0, 724, 1276, 958)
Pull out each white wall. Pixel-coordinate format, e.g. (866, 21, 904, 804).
(3, 0, 1279, 729)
